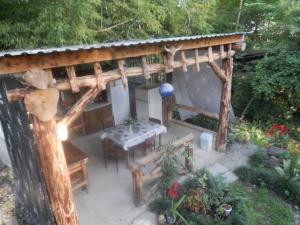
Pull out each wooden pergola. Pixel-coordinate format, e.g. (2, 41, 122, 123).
(0, 32, 247, 225)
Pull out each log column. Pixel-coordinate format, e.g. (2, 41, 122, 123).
(215, 56, 233, 151)
(32, 117, 79, 225)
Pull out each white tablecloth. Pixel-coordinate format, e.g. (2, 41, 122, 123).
(100, 119, 167, 151)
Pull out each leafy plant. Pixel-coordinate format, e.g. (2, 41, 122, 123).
(160, 142, 179, 195)
(275, 142, 300, 181)
(166, 182, 189, 225)
(268, 124, 289, 148)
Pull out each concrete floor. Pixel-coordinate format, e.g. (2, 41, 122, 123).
(71, 120, 257, 225)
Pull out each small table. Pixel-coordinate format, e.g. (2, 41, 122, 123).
(100, 119, 167, 151)
(63, 142, 89, 192)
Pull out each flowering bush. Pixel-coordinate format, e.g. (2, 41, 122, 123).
(166, 182, 189, 225)
(268, 124, 289, 148)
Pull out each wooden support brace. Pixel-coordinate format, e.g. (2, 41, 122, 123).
(60, 87, 101, 127)
(31, 117, 79, 225)
(194, 49, 200, 72)
(180, 50, 188, 72)
(93, 62, 106, 90)
(66, 66, 80, 93)
(117, 60, 128, 89)
(207, 61, 227, 82)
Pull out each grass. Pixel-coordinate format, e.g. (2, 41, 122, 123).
(231, 182, 295, 225)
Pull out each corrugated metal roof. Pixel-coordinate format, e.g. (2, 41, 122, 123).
(0, 32, 248, 58)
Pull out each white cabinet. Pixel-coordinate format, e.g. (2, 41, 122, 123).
(135, 85, 162, 122)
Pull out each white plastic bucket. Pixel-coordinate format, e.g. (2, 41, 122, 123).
(200, 132, 213, 151)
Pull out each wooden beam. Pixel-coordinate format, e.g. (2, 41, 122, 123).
(66, 66, 80, 93)
(31, 117, 78, 225)
(6, 52, 235, 101)
(180, 50, 188, 72)
(216, 56, 233, 151)
(93, 62, 106, 90)
(0, 35, 243, 75)
(175, 103, 219, 120)
(60, 87, 101, 127)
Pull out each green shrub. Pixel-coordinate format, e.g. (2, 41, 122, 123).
(248, 150, 269, 167)
(234, 166, 300, 206)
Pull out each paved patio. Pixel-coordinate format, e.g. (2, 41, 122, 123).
(71, 120, 257, 225)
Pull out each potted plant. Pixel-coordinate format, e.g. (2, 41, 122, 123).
(221, 203, 232, 217)
(164, 182, 189, 225)
(126, 117, 135, 133)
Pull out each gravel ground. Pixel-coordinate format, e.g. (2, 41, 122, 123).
(0, 161, 33, 225)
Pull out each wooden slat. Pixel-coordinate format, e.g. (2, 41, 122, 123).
(180, 50, 188, 72)
(141, 56, 150, 79)
(175, 103, 219, 120)
(93, 62, 106, 90)
(66, 66, 80, 93)
(46, 69, 55, 87)
(194, 49, 200, 72)
(117, 60, 128, 88)
(0, 35, 243, 75)
(220, 45, 225, 59)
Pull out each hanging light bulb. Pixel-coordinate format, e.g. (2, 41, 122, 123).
(57, 123, 68, 141)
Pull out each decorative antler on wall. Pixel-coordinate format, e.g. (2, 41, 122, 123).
(164, 45, 182, 73)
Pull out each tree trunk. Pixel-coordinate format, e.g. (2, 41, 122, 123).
(32, 117, 79, 225)
(216, 57, 233, 151)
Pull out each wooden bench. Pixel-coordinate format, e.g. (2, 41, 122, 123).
(129, 133, 194, 206)
(63, 142, 89, 192)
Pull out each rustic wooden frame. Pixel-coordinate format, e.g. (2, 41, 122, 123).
(0, 33, 246, 225)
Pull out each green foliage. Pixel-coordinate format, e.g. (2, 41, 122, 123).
(248, 149, 268, 167)
(0, 0, 217, 50)
(231, 183, 294, 225)
(235, 165, 300, 206)
(151, 170, 250, 225)
(275, 142, 300, 181)
(160, 142, 179, 196)
(230, 122, 269, 147)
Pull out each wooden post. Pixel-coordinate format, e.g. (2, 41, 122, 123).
(215, 56, 233, 151)
(31, 117, 79, 225)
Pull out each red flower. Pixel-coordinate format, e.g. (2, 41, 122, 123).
(168, 182, 180, 199)
(168, 188, 179, 199)
(170, 182, 180, 190)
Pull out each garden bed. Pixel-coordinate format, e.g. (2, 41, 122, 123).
(234, 148, 300, 207)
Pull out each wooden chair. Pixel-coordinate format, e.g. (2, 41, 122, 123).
(63, 142, 89, 192)
(129, 133, 194, 206)
(102, 139, 127, 173)
(149, 117, 161, 125)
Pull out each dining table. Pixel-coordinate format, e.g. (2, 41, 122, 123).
(100, 119, 167, 151)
